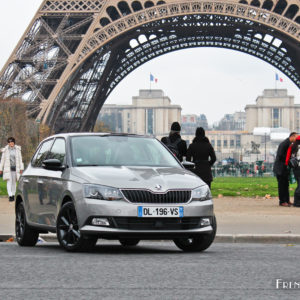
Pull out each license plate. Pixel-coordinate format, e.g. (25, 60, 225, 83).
(138, 206, 184, 218)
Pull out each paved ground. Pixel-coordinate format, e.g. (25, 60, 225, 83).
(214, 196, 300, 235)
(0, 242, 299, 300)
(1, 196, 299, 236)
(0, 198, 14, 234)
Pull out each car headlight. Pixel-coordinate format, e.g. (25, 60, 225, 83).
(83, 184, 124, 200)
(191, 185, 212, 201)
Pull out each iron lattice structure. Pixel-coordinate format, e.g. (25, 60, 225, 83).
(0, 0, 299, 132)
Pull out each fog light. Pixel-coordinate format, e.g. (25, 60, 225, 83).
(200, 218, 210, 226)
(91, 218, 110, 226)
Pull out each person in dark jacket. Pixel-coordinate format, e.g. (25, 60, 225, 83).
(273, 132, 297, 206)
(186, 127, 216, 188)
(285, 135, 300, 207)
(161, 122, 187, 162)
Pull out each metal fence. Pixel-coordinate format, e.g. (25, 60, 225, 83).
(212, 161, 274, 177)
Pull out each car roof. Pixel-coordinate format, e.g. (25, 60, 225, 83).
(43, 132, 155, 140)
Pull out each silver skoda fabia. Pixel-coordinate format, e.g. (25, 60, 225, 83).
(16, 133, 216, 252)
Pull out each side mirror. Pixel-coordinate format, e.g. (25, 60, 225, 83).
(42, 159, 66, 171)
(182, 160, 195, 170)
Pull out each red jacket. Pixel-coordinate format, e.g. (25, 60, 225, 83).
(285, 136, 300, 166)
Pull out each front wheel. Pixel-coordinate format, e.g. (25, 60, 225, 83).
(15, 202, 39, 246)
(174, 216, 217, 252)
(119, 239, 140, 247)
(56, 202, 97, 252)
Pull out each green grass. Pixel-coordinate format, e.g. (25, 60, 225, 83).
(0, 176, 295, 198)
(0, 178, 7, 196)
(211, 177, 296, 197)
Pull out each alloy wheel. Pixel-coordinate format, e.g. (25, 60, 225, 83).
(16, 204, 25, 241)
(15, 202, 39, 246)
(57, 204, 81, 247)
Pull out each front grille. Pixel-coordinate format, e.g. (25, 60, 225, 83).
(121, 189, 191, 204)
(112, 217, 201, 230)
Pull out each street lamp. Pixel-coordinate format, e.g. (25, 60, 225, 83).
(253, 127, 271, 162)
(264, 132, 267, 161)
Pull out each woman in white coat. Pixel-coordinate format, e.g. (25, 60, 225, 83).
(0, 137, 24, 201)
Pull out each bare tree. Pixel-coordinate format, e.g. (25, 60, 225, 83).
(93, 121, 111, 133)
(0, 99, 48, 163)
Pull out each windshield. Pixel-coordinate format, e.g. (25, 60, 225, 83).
(70, 136, 181, 168)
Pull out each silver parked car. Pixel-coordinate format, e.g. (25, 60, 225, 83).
(16, 133, 216, 252)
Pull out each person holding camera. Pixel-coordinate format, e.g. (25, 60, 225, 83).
(0, 137, 24, 202)
(273, 132, 297, 206)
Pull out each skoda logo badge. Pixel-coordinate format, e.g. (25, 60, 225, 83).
(155, 184, 162, 190)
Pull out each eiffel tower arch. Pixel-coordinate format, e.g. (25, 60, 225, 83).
(0, 0, 299, 132)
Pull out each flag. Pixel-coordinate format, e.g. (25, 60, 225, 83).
(275, 73, 283, 82)
(150, 73, 158, 83)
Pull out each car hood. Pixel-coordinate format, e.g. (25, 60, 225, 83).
(71, 166, 204, 191)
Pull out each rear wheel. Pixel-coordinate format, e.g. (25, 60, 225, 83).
(15, 202, 39, 246)
(174, 216, 217, 252)
(119, 239, 140, 247)
(57, 202, 97, 252)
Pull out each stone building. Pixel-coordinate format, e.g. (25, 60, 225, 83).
(182, 130, 274, 162)
(245, 89, 300, 132)
(98, 88, 297, 163)
(181, 114, 209, 135)
(215, 112, 246, 131)
(98, 89, 181, 136)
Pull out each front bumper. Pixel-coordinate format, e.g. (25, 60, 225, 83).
(80, 225, 213, 239)
(77, 198, 214, 239)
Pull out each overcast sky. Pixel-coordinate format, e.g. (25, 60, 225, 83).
(0, 0, 299, 125)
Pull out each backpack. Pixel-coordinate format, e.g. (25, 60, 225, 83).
(165, 137, 181, 159)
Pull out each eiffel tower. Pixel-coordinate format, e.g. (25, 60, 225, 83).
(0, 0, 299, 132)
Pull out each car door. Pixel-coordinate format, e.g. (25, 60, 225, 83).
(41, 137, 67, 225)
(25, 138, 54, 224)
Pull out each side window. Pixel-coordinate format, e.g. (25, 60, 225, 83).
(48, 138, 66, 164)
(32, 139, 54, 167)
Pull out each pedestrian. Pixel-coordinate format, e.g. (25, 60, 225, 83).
(0, 137, 24, 202)
(285, 135, 300, 207)
(161, 121, 187, 162)
(273, 132, 297, 207)
(186, 127, 216, 188)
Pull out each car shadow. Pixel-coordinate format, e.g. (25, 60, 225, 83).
(91, 244, 180, 254)
(34, 241, 217, 255)
(34, 243, 178, 254)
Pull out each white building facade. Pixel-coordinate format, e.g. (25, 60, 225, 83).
(245, 89, 300, 132)
(99, 89, 181, 136)
(99, 88, 298, 163)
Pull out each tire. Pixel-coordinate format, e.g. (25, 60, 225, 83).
(173, 215, 217, 252)
(15, 202, 39, 246)
(56, 202, 97, 252)
(119, 239, 140, 247)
